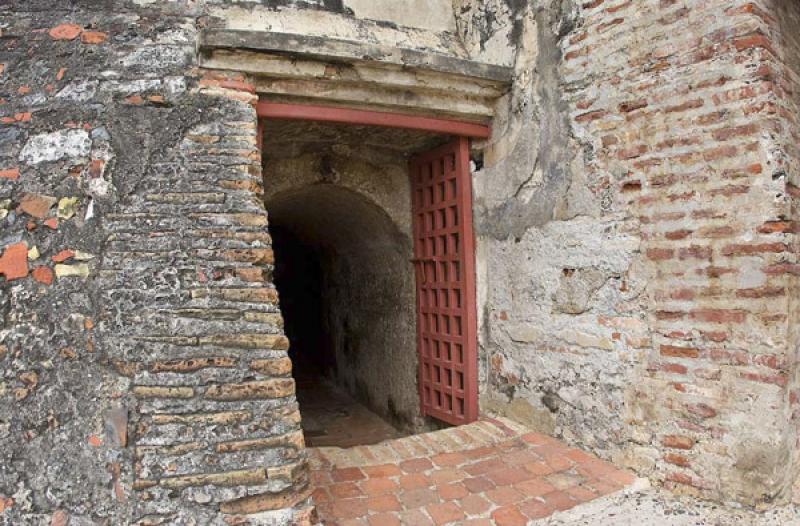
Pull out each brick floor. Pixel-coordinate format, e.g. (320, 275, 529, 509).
(309, 417, 637, 525)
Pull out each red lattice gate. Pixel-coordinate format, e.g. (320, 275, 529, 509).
(410, 137, 478, 425)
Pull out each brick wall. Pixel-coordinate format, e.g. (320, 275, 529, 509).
(770, 0, 800, 500)
(561, 0, 795, 505)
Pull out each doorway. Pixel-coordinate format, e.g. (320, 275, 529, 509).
(259, 103, 484, 447)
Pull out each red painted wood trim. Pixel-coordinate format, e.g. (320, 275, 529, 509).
(410, 137, 479, 426)
(257, 101, 491, 139)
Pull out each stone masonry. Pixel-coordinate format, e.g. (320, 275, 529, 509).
(0, 0, 799, 525)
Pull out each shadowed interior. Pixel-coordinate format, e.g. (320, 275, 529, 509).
(268, 185, 418, 444)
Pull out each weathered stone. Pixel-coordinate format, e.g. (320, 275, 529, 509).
(19, 130, 91, 164)
(205, 379, 295, 401)
(152, 411, 251, 425)
(199, 334, 289, 350)
(49, 509, 69, 526)
(158, 468, 268, 489)
(220, 488, 312, 515)
(132, 386, 194, 399)
(56, 197, 79, 220)
(249, 357, 293, 377)
(54, 263, 90, 278)
(150, 357, 236, 373)
(105, 407, 128, 448)
(215, 430, 305, 453)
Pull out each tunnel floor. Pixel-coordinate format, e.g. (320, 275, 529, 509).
(295, 370, 408, 448)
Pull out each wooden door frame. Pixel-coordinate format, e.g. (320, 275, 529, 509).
(256, 101, 491, 138)
(257, 99, 487, 425)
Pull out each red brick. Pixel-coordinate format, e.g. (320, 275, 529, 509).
(31, 266, 54, 285)
(437, 482, 468, 500)
(51, 250, 75, 263)
(49, 23, 82, 40)
(362, 464, 402, 478)
(491, 506, 529, 526)
(740, 371, 787, 386)
(0, 243, 28, 281)
(519, 498, 552, 519)
(733, 33, 775, 54)
(398, 473, 430, 489)
(459, 494, 491, 515)
(566, 484, 598, 502)
(398, 510, 434, 526)
(311, 487, 330, 503)
(619, 99, 648, 112)
(686, 403, 717, 419)
(689, 309, 746, 324)
(514, 477, 555, 497)
(361, 477, 397, 495)
(329, 498, 367, 520)
(19, 194, 56, 219)
(331, 467, 365, 482)
(664, 453, 690, 467)
(0, 167, 19, 180)
(426, 502, 464, 526)
(678, 245, 712, 260)
(399, 488, 438, 508)
(660, 345, 699, 359)
(486, 467, 533, 486)
(368, 513, 400, 526)
(661, 435, 694, 450)
(524, 461, 554, 476)
(431, 451, 467, 467)
(541, 491, 578, 511)
(463, 476, 495, 493)
(575, 110, 608, 122)
(429, 468, 463, 485)
(366, 494, 400, 512)
(464, 457, 505, 476)
(646, 248, 674, 260)
(485, 486, 524, 506)
(330, 482, 362, 499)
(80, 31, 107, 44)
(400, 458, 433, 473)
(711, 123, 758, 141)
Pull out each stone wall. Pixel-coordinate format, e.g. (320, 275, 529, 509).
(2, 0, 800, 521)
(0, 2, 312, 524)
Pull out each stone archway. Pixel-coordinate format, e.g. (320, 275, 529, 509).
(260, 118, 450, 439)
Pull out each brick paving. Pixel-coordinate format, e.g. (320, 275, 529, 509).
(309, 417, 637, 525)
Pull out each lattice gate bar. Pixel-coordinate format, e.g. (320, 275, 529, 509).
(410, 137, 479, 426)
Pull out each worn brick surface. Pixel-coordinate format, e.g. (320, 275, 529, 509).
(310, 418, 636, 525)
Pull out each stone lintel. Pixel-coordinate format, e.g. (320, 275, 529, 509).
(200, 29, 514, 84)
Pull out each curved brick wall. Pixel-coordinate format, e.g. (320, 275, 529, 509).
(0, 3, 312, 524)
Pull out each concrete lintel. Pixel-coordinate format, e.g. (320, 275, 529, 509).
(199, 29, 514, 85)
